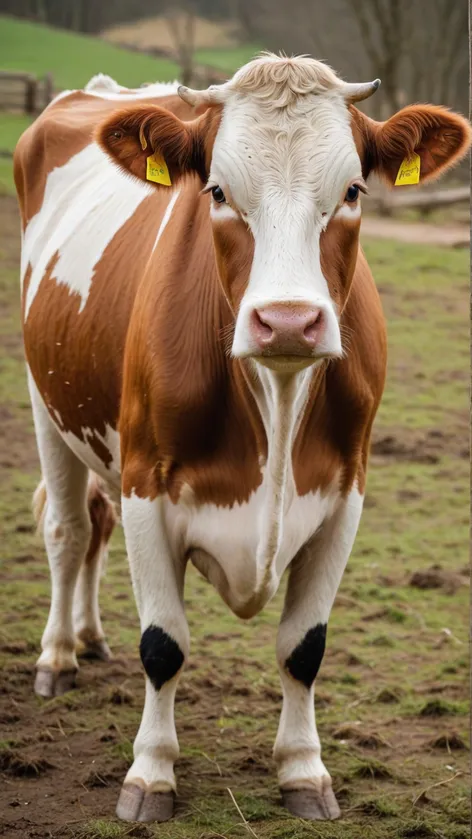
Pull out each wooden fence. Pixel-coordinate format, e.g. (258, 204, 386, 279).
(0, 71, 54, 114)
(365, 184, 469, 217)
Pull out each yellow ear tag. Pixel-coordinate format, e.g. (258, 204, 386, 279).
(146, 153, 172, 186)
(395, 152, 421, 186)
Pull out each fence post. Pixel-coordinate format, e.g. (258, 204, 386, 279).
(25, 76, 36, 114)
(44, 73, 54, 108)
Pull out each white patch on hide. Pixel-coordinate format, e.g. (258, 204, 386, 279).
(22, 143, 153, 317)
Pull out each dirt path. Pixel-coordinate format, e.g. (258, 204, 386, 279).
(361, 216, 469, 247)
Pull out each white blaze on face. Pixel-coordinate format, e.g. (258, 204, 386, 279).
(208, 88, 363, 359)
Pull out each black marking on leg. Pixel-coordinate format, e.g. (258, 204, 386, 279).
(140, 625, 184, 690)
(285, 623, 327, 688)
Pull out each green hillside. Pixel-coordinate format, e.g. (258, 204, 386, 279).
(0, 15, 179, 90)
(195, 44, 260, 73)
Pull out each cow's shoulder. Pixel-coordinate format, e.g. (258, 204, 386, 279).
(294, 253, 386, 496)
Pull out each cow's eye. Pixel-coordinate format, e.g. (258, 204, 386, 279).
(345, 184, 360, 203)
(211, 186, 226, 203)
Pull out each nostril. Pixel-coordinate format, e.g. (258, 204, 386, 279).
(251, 305, 325, 352)
(252, 309, 274, 341)
(304, 310, 323, 341)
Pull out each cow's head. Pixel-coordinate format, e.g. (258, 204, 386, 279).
(99, 55, 471, 373)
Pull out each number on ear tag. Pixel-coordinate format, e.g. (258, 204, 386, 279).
(395, 153, 421, 186)
(146, 153, 172, 186)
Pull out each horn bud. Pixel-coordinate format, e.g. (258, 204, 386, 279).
(178, 84, 228, 108)
(340, 78, 381, 103)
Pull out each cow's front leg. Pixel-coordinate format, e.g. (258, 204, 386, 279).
(116, 492, 189, 824)
(274, 488, 363, 820)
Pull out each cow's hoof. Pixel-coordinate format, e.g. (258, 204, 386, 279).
(281, 783, 341, 820)
(34, 667, 77, 698)
(116, 782, 175, 823)
(77, 637, 112, 661)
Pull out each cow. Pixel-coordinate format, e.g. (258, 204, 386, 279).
(14, 54, 471, 823)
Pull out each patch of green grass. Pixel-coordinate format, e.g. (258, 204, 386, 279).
(369, 633, 395, 647)
(363, 239, 469, 432)
(419, 698, 467, 717)
(0, 15, 179, 90)
(194, 44, 261, 73)
(355, 795, 401, 817)
(0, 738, 22, 750)
(0, 113, 33, 153)
(348, 757, 394, 780)
(340, 672, 359, 684)
(0, 155, 15, 196)
(110, 741, 134, 764)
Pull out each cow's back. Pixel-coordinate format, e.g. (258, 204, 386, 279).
(15, 86, 194, 481)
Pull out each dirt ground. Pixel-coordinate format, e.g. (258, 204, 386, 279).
(361, 217, 469, 248)
(0, 195, 469, 839)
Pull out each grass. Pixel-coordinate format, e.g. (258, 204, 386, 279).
(0, 112, 33, 152)
(0, 155, 16, 196)
(0, 190, 469, 839)
(0, 15, 179, 90)
(0, 113, 33, 195)
(195, 44, 262, 74)
(0, 111, 32, 195)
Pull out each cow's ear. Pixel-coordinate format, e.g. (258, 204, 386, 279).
(97, 104, 217, 186)
(353, 105, 471, 186)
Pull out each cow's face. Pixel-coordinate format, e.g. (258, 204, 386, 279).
(99, 55, 471, 373)
(206, 82, 365, 371)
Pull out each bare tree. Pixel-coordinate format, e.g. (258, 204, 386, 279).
(164, 2, 197, 85)
(408, 0, 467, 106)
(231, 0, 261, 41)
(233, 0, 367, 77)
(346, 0, 467, 113)
(343, 0, 408, 112)
(234, 0, 467, 115)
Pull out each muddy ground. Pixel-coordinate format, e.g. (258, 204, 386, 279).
(0, 195, 469, 839)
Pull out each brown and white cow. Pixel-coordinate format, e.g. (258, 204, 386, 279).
(15, 55, 471, 823)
